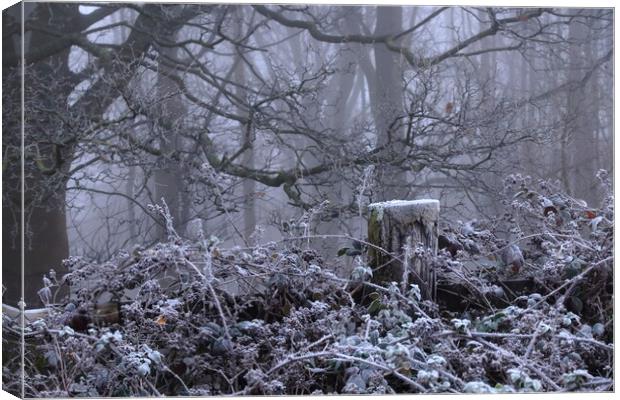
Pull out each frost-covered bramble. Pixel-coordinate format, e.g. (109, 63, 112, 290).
(2, 174, 613, 396)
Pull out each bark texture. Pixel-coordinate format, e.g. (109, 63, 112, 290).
(367, 199, 439, 300)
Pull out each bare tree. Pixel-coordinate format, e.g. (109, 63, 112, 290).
(2, 4, 612, 306)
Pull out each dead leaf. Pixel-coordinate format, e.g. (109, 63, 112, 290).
(584, 210, 597, 219)
(155, 315, 167, 326)
(445, 102, 454, 114)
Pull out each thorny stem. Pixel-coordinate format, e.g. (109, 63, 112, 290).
(453, 328, 612, 351)
(524, 322, 544, 360)
(234, 350, 426, 395)
(162, 365, 190, 394)
(529, 256, 613, 311)
(329, 353, 426, 392)
(468, 336, 561, 391)
(327, 274, 431, 320)
(184, 258, 231, 340)
(269, 234, 406, 263)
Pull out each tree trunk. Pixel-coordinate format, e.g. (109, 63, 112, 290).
(3, 3, 24, 307)
(3, 4, 80, 307)
(3, 3, 159, 305)
(153, 28, 186, 240)
(372, 6, 406, 200)
(367, 199, 439, 300)
(126, 166, 137, 240)
(573, 17, 600, 205)
(311, 7, 364, 258)
(233, 9, 256, 243)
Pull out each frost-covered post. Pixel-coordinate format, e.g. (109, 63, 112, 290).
(367, 200, 439, 301)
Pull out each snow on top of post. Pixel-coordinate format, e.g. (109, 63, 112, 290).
(368, 199, 439, 221)
(368, 199, 439, 208)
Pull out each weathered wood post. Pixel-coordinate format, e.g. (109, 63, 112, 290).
(367, 200, 439, 301)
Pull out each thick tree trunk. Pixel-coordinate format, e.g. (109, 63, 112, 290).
(3, 3, 159, 305)
(3, 4, 79, 307)
(2, 4, 24, 307)
(367, 199, 439, 300)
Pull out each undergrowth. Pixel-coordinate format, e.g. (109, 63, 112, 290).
(2, 172, 613, 396)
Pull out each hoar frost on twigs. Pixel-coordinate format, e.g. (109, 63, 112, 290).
(2, 173, 613, 396)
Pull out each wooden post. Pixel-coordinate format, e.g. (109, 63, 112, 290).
(367, 200, 439, 301)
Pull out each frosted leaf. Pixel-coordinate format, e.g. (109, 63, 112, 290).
(407, 284, 421, 302)
(463, 381, 495, 393)
(416, 369, 439, 384)
(592, 323, 605, 336)
(562, 369, 593, 388)
(427, 354, 447, 367)
(351, 265, 372, 282)
(58, 325, 75, 337)
(236, 320, 263, 331)
(579, 324, 592, 337)
(37, 287, 52, 305)
(307, 264, 321, 274)
(32, 319, 47, 331)
(451, 318, 471, 332)
(137, 362, 151, 376)
(144, 346, 163, 364)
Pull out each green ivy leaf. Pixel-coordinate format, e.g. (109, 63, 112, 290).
(337, 247, 350, 257)
(368, 299, 387, 316)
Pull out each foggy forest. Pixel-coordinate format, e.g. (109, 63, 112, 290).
(1, 2, 614, 397)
